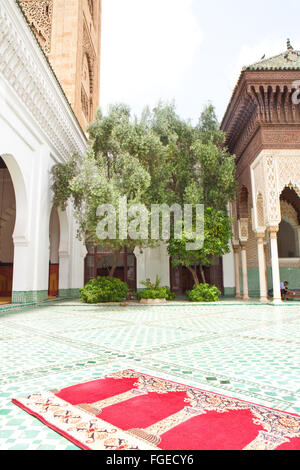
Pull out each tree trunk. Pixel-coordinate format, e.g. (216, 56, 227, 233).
(187, 266, 200, 286)
(109, 251, 119, 277)
(199, 264, 206, 284)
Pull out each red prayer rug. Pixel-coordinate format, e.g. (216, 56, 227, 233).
(12, 370, 300, 450)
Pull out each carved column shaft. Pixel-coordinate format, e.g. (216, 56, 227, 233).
(240, 242, 249, 300)
(238, 218, 249, 300)
(269, 226, 282, 303)
(233, 245, 241, 299)
(256, 233, 268, 302)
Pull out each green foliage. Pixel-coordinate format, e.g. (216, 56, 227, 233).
(140, 275, 162, 290)
(142, 102, 236, 210)
(187, 284, 221, 302)
(80, 276, 129, 304)
(50, 155, 79, 210)
(138, 276, 175, 300)
(50, 101, 236, 283)
(196, 103, 225, 146)
(138, 288, 167, 300)
(51, 104, 154, 253)
(163, 286, 176, 300)
(168, 207, 232, 272)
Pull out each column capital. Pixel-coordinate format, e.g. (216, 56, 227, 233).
(269, 225, 282, 302)
(268, 226, 279, 239)
(255, 232, 265, 242)
(240, 241, 247, 249)
(232, 244, 240, 253)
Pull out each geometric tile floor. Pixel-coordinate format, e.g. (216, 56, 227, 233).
(1, 299, 300, 450)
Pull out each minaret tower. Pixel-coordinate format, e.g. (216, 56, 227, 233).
(19, 0, 102, 131)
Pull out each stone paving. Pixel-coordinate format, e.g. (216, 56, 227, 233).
(0, 299, 300, 450)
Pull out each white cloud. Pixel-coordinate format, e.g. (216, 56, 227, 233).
(100, 0, 203, 116)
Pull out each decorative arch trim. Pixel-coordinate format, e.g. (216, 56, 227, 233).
(1, 154, 29, 245)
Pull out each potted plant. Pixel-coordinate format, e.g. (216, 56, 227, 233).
(138, 276, 175, 304)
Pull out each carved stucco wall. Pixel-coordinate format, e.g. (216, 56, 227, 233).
(236, 150, 300, 270)
(19, 0, 101, 131)
(81, 18, 96, 121)
(256, 193, 265, 228)
(19, 0, 53, 54)
(251, 150, 300, 229)
(277, 155, 300, 197)
(0, 0, 87, 159)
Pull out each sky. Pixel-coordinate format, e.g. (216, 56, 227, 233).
(100, 0, 300, 124)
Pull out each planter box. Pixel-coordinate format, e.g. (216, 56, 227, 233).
(139, 298, 167, 305)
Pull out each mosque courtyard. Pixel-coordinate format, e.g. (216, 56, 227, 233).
(0, 300, 299, 450)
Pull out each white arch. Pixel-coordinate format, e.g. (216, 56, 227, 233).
(48, 206, 70, 254)
(1, 154, 28, 244)
(57, 207, 70, 255)
(48, 204, 71, 294)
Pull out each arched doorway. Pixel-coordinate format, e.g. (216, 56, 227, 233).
(279, 187, 300, 259)
(49, 206, 60, 298)
(274, 186, 300, 294)
(170, 257, 224, 297)
(239, 186, 249, 219)
(0, 157, 16, 303)
(84, 245, 137, 291)
(278, 219, 299, 258)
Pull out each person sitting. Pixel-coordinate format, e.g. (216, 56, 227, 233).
(268, 288, 273, 298)
(280, 281, 295, 300)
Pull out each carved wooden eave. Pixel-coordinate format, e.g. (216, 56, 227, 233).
(221, 69, 300, 164)
(0, 0, 87, 161)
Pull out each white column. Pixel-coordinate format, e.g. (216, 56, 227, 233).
(269, 226, 282, 304)
(135, 247, 146, 289)
(58, 252, 70, 291)
(256, 233, 268, 302)
(12, 240, 35, 292)
(233, 244, 241, 299)
(240, 242, 249, 300)
(69, 228, 87, 290)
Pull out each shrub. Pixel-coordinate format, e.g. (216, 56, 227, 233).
(80, 276, 129, 304)
(162, 286, 176, 300)
(140, 275, 161, 290)
(138, 288, 166, 300)
(187, 283, 220, 302)
(138, 277, 176, 301)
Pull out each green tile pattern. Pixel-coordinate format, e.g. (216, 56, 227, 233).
(58, 289, 80, 300)
(1, 300, 300, 450)
(242, 267, 300, 298)
(12, 291, 48, 304)
(247, 46, 300, 70)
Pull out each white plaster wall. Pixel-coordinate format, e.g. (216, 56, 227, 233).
(49, 208, 60, 264)
(136, 243, 170, 288)
(67, 205, 87, 290)
(0, 0, 88, 299)
(0, 113, 87, 294)
(222, 241, 235, 290)
(0, 64, 87, 297)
